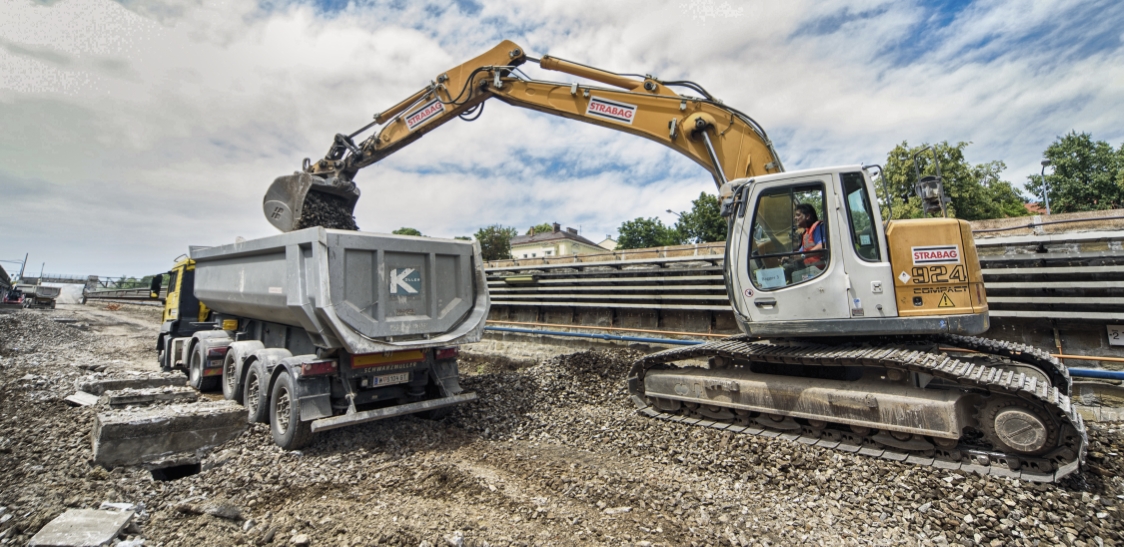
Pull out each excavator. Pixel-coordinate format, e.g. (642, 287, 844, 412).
(263, 40, 1085, 481)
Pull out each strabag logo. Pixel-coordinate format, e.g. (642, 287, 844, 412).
(405, 99, 445, 131)
(586, 97, 637, 125)
(911, 245, 960, 265)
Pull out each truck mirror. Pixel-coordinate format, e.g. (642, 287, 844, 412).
(150, 274, 164, 298)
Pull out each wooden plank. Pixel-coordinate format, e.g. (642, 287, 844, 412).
(492, 294, 730, 301)
(487, 275, 724, 285)
(490, 301, 733, 311)
(985, 281, 1123, 290)
(988, 310, 1124, 320)
(987, 296, 1124, 305)
(489, 284, 726, 293)
(981, 265, 1124, 276)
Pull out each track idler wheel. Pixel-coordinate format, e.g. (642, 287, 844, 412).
(980, 397, 1059, 457)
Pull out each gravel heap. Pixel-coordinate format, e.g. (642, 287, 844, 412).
(297, 192, 358, 230)
(1, 309, 1122, 546)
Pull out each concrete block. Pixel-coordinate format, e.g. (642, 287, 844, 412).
(101, 386, 199, 408)
(76, 373, 185, 396)
(28, 509, 133, 547)
(92, 400, 246, 468)
(64, 392, 100, 407)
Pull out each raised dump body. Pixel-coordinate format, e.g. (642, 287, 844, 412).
(156, 227, 490, 449)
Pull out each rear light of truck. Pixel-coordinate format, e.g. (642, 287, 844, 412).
(300, 361, 338, 376)
(436, 347, 458, 360)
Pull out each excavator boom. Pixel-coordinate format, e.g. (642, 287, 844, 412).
(263, 40, 783, 232)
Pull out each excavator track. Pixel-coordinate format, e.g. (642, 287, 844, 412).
(627, 337, 1087, 482)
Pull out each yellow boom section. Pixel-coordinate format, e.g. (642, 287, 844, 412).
(308, 40, 783, 188)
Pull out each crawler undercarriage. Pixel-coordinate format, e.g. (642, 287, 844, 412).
(628, 334, 1086, 482)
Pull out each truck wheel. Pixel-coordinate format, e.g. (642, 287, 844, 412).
(222, 353, 243, 403)
(188, 344, 220, 392)
(244, 362, 270, 424)
(270, 371, 313, 450)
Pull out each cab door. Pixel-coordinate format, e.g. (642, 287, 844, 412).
(833, 170, 898, 319)
(732, 174, 850, 323)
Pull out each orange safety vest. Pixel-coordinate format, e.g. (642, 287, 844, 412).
(802, 221, 823, 267)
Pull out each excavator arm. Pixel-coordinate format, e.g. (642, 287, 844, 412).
(264, 40, 785, 232)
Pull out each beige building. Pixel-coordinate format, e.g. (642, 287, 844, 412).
(510, 223, 604, 259)
(597, 236, 618, 250)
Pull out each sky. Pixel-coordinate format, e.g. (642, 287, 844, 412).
(1, 0, 1122, 278)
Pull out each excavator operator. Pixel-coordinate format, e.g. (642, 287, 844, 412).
(781, 203, 826, 281)
(793, 203, 825, 266)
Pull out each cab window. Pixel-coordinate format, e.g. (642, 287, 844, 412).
(841, 172, 881, 262)
(748, 184, 829, 290)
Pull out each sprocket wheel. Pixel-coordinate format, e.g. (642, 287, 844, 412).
(979, 397, 1059, 457)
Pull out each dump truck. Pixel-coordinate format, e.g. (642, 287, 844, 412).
(15, 283, 60, 309)
(153, 227, 489, 449)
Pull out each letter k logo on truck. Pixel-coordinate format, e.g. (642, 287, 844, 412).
(389, 268, 422, 294)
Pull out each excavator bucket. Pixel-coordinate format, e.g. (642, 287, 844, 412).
(263, 172, 361, 232)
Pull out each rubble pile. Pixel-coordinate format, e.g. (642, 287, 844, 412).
(1, 308, 1122, 546)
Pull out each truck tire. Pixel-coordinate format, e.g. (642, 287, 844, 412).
(188, 344, 221, 392)
(222, 341, 265, 404)
(270, 371, 313, 450)
(243, 361, 270, 424)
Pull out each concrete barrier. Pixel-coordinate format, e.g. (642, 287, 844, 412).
(91, 400, 246, 468)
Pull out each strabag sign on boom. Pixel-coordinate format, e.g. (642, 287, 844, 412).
(586, 97, 637, 125)
(911, 245, 960, 265)
(405, 99, 446, 131)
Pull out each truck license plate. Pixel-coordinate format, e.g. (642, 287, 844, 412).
(371, 372, 409, 386)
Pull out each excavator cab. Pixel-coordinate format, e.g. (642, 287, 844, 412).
(724, 165, 988, 337)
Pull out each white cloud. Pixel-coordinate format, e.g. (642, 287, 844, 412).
(0, 0, 1121, 276)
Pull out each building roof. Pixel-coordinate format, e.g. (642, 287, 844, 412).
(511, 227, 600, 248)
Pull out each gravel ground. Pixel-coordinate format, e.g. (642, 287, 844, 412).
(1, 304, 1122, 546)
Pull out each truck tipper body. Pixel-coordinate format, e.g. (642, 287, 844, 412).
(15, 284, 60, 309)
(155, 227, 490, 449)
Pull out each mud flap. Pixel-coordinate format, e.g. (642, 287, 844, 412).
(430, 360, 462, 397)
(296, 376, 333, 422)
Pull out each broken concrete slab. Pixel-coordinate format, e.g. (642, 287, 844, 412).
(76, 373, 185, 396)
(92, 400, 247, 468)
(27, 508, 134, 547)
(101, 386, 199, 408)
(64, 391, 101, 407)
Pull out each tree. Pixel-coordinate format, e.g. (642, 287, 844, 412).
(617, 217, 682, 249)
(473, 225, 517, 261)
(526, 223, 554, 235)
(673, 192, 727, 243)
(1025, 131, 1124, 214)
(392, 227, 423, 236)
(882, 141, 1028, 220)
